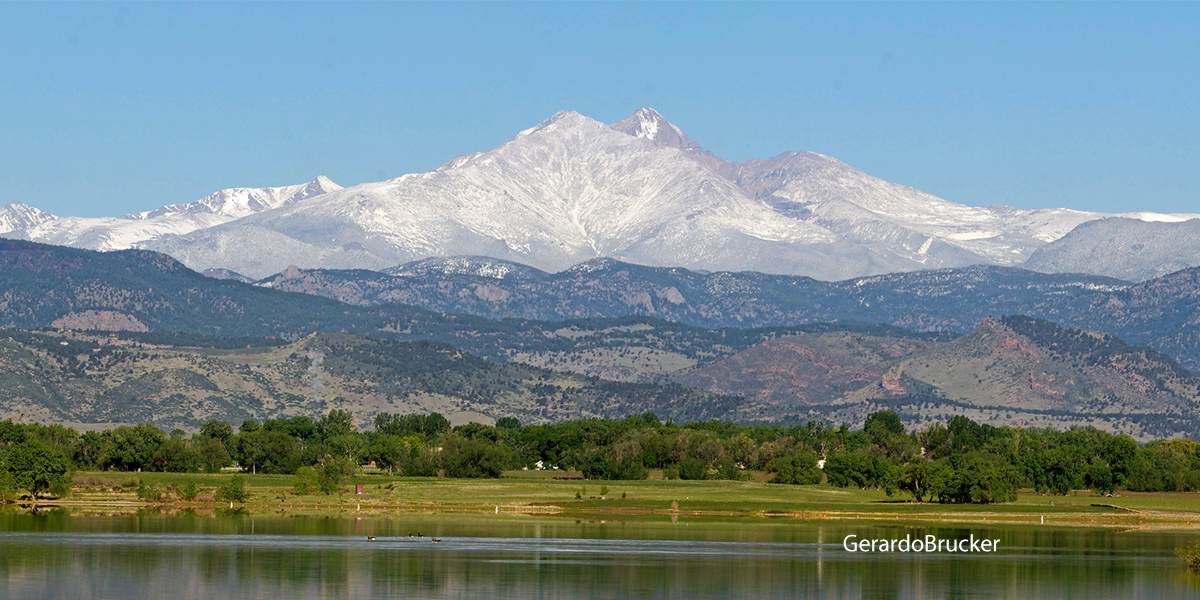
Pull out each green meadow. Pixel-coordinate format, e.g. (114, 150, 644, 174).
(45, 469, 1200, 531)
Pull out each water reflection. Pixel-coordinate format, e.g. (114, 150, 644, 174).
(0, 509, 1194, 599)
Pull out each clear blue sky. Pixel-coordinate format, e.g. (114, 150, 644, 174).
(3, 2, 1198, 217)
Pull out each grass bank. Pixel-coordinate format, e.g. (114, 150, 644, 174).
(25, 470, 1200, 531)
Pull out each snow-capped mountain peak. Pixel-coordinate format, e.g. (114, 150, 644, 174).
(0, 203, 57, 234)
(610, 107, 701, 151)
(2, 177, 341, 252)
(6, 109, 1198, 281)
(133, 176, 342, 220)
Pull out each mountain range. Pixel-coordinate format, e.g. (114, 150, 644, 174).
(677, 316, 1200, 440)
(0, 330, 775, 431)
(0, 239, 1197, 437)
(252, 256, 1200, 373)
(3, 108, 1197, 281)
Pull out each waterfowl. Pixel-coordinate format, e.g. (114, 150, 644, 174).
(367, 536, 376, 541)
(431, 538, 442, 543)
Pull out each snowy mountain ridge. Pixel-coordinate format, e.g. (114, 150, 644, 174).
(3, 108, 1196, 279)
(4, 176, 341, 252)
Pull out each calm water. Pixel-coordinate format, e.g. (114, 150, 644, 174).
(0, 509, 1197, 599)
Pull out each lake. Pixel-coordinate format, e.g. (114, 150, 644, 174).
(0, 509, 1196, 599)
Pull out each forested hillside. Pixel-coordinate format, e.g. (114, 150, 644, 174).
(0, 330, 785, 431)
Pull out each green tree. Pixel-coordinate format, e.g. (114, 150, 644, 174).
(151, 437, 197, 472)
(897, 460, 933, 502)
(767, 452, 822, 485)
(191, 435, 232, 473)
(864, 410, 906, 439)
(7, 440, 71, 501)
(940, 459, 1020, 504)
(438, 434, 514, 478)
(1086, 461, 1115, 494)
(367, 434, 409, 476)
(108, 424, 166, 471)
(328, 433, 366, 466)
(198, 419, 234, 445)
(825, 452, 889, 489)
(0, 468, 16, 503)
(318, 409, 356, 440)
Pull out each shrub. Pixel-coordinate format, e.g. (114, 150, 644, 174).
(1177, 541, 1200, 570)
(294, 466, 317, 494)
(677, 457, 709, 481)
(317, 464, 342, 495)
(576, 452, 649, 480)
(716, 457, 752, 482)
(0, 471, 16, 503)
(215, 475, 251, 503)
(137, 483, 163, 502)
(180, 479, 198, 501)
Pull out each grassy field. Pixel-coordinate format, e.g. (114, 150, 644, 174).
(37, 470, 1200, 531)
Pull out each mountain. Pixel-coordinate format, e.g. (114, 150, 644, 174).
(3, 238, 1199, 436)
(251, 256, 1200, 372)
(0, 330, 782, 431)
(0, 203, 57, 233)
(254, 257, 1123, 331)
(3, 177, 341, 252)
(200, 268, 255, 283)
(143, 110, 863, 278)
(840, 316, 1200, 439)
(0, 239, 930, 373)
(140, 108, 1137, 279)
(1026, 217, 1200, 281)
(675, 317, 1200, 440)
(4, 109, 1196, 280)
(676, 332, 931, 406)
(384, 255, 548, 280)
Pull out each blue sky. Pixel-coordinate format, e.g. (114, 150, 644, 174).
(2, 2, 1198, 217)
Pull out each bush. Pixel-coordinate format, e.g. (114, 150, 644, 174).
(180, 479, 198, 501)
(294, 466, 317, 494)
(1177, 541, 1200, 570)
(215, 475, 251, 503)
(137, 483, 163, 502)
(0, 471, 16, 503)
(317, 463, 342, 495)
(576, 452, 649, 480)
(715, 457, 752, 481)
(677, 457, 709, 480)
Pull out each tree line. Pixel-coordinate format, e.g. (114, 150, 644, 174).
(3, 410, 1200, 504)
